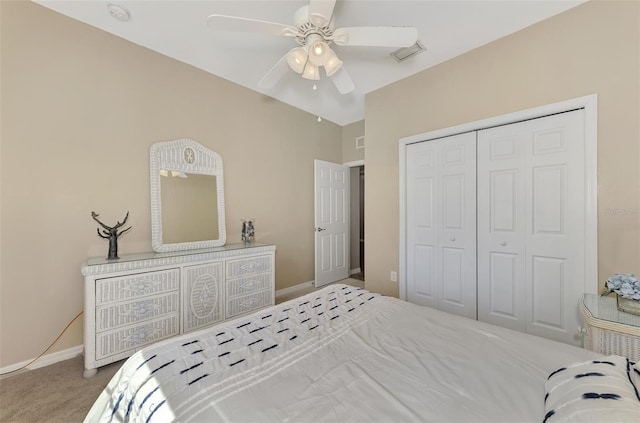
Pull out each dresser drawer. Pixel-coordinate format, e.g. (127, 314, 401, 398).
(96, 292, 180, 332)
(96, 269, 179, 305)
(226, 290, 272, 319)
(225, 255, 272, 278)
(96, 314, 179, 360)
(226, 273, 272, 298)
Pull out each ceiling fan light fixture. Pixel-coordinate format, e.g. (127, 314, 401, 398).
(308, 40, 331, 66)
(301, 62, 320, 80)
(286, 47, 308, 74)
(323, 49, 343, 77)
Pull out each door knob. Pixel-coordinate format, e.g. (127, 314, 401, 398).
(450, 237, 456, 242)
(316, 227, 326, 232)
(500, 241, 507, 246)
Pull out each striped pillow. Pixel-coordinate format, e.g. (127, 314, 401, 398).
(544, 355, 640, 422)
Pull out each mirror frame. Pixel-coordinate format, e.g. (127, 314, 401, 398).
(150, 138, 226, 252)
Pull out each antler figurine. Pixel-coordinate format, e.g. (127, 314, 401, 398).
(92, 211, 132, 260)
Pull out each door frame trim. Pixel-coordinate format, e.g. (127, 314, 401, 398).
(398, 94, 598, 301)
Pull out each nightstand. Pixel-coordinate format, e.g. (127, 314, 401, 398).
(580, 293, 640, 361)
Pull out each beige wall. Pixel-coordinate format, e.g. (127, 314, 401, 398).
(342, 120, 365, 163)
(365, 0, 640, 297)
(0, 2, 342, 367)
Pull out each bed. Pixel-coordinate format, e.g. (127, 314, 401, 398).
(86, 284, 640, 422)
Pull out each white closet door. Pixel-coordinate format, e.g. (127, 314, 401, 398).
(476, 124, 527, 332)
(477, 110, 585, 346)
(407, 132, 477, 319)
(407, 140, 439, 309)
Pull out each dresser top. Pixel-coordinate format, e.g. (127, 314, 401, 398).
(82, 243, 275, 276)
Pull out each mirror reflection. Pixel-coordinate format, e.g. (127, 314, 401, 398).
(160, 172, 219, 244)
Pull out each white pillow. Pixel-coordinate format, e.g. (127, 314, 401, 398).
(544, 355, 640, 422)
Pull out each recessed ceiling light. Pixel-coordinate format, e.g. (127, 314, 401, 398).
(107, 4, 130, 22)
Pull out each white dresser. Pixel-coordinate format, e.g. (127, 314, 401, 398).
(81, 243, 275, 377)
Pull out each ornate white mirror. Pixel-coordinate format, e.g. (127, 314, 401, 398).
(150, 138, 226, 252)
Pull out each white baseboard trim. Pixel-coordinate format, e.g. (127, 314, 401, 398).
(350, 268, 362, 275)
(0, 345, 83, 376)
(275, 280, 315, 299)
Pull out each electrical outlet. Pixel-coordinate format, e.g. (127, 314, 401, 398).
(390, 271, 397, 282)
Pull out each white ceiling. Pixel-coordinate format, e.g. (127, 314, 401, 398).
(33, 0, 585, 126)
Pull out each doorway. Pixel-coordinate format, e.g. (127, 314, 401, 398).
(349, 164, 365, 281)
(313, 160, 365, 287)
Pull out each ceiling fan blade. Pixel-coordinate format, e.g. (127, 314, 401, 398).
(330, 67, 355, 94)
(258, 53, 291, 89)
(333, 27, 418, 48)
(207, 14, 299, 37)
(308, 0, 336, 27)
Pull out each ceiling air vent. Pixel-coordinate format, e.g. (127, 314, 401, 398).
(391, 41, 426, 63)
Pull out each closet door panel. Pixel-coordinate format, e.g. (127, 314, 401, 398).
(478, 127, 527, 331)
(525, 111, 585, 345)
(488, 252, 521, 322)
(479, 110, 585, 346)
(441, 174, 465, 307)
(441, 247, 464, 305)
(490, 170, 519, 232)
(414, 245, 435, 298)
(438, 134, 476, 319)
(407, 132, 476, 318)
(531, 256, 565, 329)
(406, 143, 439, 307)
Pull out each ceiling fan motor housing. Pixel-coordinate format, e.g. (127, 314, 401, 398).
(293, 6, 334, 47)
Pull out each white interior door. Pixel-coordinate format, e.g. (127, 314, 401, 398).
(406, 132, 477, 318)
(477, 110, 585, 346)
(314, 160, 349, 287)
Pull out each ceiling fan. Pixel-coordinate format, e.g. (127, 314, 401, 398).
(206, 0, 418, 94)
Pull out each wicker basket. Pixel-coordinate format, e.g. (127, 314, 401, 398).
(617, 296, 640, 316)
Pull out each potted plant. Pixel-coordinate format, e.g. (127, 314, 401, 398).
(602, 273, 640, 315)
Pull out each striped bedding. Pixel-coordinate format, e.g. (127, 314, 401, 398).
(86, 284, 603, 422)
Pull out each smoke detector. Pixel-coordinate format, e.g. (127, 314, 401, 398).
(107, 4, 131, 22)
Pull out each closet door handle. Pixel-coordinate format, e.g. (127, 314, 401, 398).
(500, 241, 507, 246)
(450, 237, 456, 242)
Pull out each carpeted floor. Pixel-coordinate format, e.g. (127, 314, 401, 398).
(0, 354, 122, 423)
(0, 278, 365, 422)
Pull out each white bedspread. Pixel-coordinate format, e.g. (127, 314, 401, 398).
(86, 284, 600, 422)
